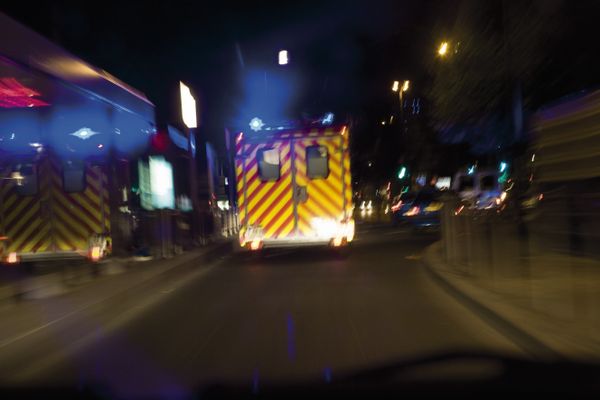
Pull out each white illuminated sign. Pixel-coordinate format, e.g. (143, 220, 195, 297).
(149, 156, 175, 209)
(179, 82, 197, 128)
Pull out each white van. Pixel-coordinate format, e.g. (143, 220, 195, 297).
(452, 170, 503, 209)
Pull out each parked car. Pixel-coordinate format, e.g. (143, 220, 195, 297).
(390, 191, 417, 226)
(398, 187, 443, 229)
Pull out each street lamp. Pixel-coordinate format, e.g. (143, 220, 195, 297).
(438, 41, 449, 56)
(392, 80, 410, 131)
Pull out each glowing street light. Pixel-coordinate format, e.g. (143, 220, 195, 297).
(438, 41, 449, 56)
(278, 50, 289, 65)
(402, 80, 409, 92)
(392, 80, 410, 130)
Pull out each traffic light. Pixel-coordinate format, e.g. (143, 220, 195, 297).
(397, 166, 407, 179)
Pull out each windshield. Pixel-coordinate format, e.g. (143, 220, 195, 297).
(458, 176, 475, 191)
(1, 0, 599, 396)
(480, 175, 496, 191)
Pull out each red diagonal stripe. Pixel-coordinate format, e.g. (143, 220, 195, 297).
(263, 201, 294, 237)
(273, 212, 295, 238)
(250, 178, 293, 228)
(308, 182, 342, 214)
(246, 168, 291, 217)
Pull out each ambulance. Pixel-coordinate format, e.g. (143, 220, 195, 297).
(235, 125, 354, 250)
(0, 12, 155, 264)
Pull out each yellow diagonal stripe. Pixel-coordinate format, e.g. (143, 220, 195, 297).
(312, 180, 343, 208)
(21, 223, 49, 252)
(277, 217, 295, 238)
(53, 190, 101, 232)
(249, 176, 291, 225)
(3, 193, 19, 213)
(264, 206, 293, 238)
(5, 196, 33, 227)
(9, 218, 40, 251)
(52, 204, 92, 238)
(7, 201, 38, 237)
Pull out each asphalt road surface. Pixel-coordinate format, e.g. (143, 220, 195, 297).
(0, 225, 523, 397)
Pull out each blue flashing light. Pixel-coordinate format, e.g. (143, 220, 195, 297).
(249, 117, 264, 131)
(322, 113, 334, 125)
(499, 161, 507, 173)
(70, 127, 100, 140)
(467, 165, 476, 175)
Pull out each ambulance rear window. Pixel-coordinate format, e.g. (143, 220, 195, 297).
(257, 148, 280, 181)
(63, 160, 86, 193)
(15, 164, 38, 196)
(307, 146, 329, 179)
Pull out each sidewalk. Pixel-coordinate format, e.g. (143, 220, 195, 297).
(0, 239, 232, 306)
(424, 241, 600, 361)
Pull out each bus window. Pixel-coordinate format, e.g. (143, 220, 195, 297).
(15, 164, 37, 196)
(63, 160, 86, 193)
(307, 145, 329, 179)
(257, 148, 280, 181)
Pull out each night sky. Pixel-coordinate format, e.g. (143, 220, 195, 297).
(1, 1, 453, 150)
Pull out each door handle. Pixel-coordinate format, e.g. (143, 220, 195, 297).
(295, 186, 308, 203)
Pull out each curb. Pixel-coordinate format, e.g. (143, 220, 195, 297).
(422, 241, 563, 361)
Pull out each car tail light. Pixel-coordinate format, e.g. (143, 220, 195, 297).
(404, 206, 420, 216)
(391, 201, 403, 212)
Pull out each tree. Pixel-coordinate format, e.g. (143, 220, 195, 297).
(426, 0, 564, 153)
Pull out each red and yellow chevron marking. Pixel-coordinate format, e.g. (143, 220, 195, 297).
(0, 159, 52, 255)
(50, 160, 109, 251)
(241, 141, 295, 240)
(341, 130, 353, 217)
(294, 134, 348, 237)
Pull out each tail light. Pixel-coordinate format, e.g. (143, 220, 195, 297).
(404, 206, 420, 216)
(249, 239, 262, 251)
(89, 246, 102, 262)
(6, 252, 19, 264)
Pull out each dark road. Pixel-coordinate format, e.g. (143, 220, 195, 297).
(0, 226, 522, 396)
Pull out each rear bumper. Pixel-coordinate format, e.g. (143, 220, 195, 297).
(261, 238, 333, 248)
(5, 251, 87, 263)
